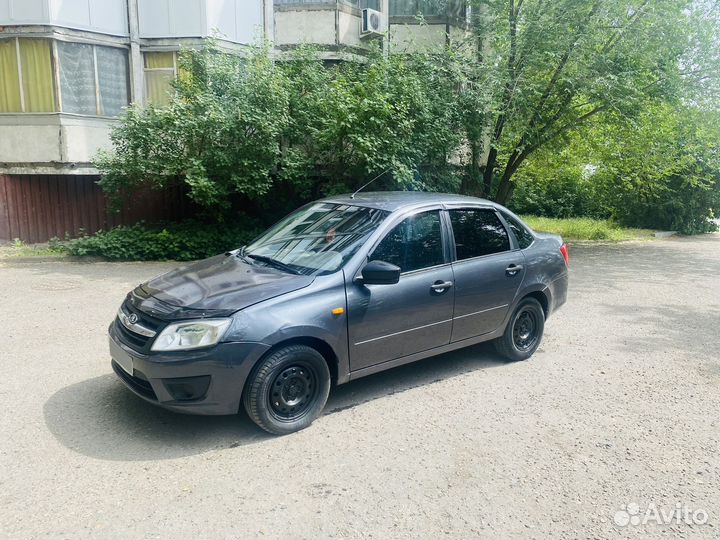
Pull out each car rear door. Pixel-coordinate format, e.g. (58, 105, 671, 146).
(347, 209, 455, 371)
(447, 207, 525, 342)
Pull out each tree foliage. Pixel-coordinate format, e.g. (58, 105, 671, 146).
(458, 0, 720, 204)
(95, 2, 720, 233)
(97, 43, 289, 213)
(511, 104, 720, 233)
(96, 43, 462, 219)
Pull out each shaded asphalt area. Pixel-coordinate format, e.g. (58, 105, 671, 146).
(1, 233, 718, 539)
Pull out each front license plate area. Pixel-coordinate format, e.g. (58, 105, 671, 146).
(110, 337, 134, 376)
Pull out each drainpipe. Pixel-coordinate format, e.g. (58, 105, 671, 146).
(381, 0, 389, 57)
(126, 0, 144, 106)
(263, 0, 274, 43)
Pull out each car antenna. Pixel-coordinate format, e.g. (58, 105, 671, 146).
(350, 168, 391, 199)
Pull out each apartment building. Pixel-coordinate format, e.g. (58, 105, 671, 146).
(0, 0, 467, 242)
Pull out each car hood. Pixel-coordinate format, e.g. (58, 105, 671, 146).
(139, 254, 315, 314)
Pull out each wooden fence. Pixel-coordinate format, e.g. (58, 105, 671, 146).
(0, 174, 194, 243)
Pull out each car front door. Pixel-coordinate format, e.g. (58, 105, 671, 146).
(448, 207, 526, 342)
(347, 209, 455, 371)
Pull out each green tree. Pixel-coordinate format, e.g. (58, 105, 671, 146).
(96, 43, 463, 218)
(583, 104, 720, 233)
(96, 42, 290, 215)
(458, 0, 720, 204)
(511, 103, 720, 233)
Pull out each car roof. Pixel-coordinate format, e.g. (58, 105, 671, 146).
(321, 191, 496, 212)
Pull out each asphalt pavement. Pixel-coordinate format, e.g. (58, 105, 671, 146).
(1, 234, 718, 539)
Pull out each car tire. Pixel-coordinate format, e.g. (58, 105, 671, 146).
(494, 297, 545, 362)
(243, 344, 331, 435)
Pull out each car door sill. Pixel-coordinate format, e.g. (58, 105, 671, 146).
(347, 326, 505, 382)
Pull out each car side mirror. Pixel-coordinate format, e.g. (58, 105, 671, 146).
(360, 260, 401, 285)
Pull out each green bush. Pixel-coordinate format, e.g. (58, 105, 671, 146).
(95, 43, 463, 218)
(56, 220, 262, 261)
(510, 172, 606, 219)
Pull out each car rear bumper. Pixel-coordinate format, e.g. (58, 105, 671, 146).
(548, 272, 569, 316)
(108, 322, 270, 415)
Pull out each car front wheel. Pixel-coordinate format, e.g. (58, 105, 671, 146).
(494, 297, 545, 362)
(243, 344, 331, 435)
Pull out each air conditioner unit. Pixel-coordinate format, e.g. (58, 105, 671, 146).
(361, 8, 386, 38)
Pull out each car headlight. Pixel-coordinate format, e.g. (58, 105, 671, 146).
(151, 319, 231, 352)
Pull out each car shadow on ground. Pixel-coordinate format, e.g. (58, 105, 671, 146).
(43, 342, 504, 461)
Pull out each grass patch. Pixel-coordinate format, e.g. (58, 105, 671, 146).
(0, 239, 67, 259)
(521, 216, 656, 242)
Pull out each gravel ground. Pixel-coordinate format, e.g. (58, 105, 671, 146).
(0, 234, 718, 540)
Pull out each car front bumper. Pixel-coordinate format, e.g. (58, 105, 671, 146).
(108, 322, 270, 415)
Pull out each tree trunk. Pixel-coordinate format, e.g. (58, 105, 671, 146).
(481, 148, 496, 197)
(495, 174, 514, 205)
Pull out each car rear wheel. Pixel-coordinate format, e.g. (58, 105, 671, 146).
(494, 297, 545, 362)
(243, 344, 331, 435)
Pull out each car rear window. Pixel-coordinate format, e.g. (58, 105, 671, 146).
(449, 208, 510, 260)
(500, 211, 534, 249)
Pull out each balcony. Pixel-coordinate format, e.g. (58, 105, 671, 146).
(0, 0, 129, 36)
(273, 0, 468, 52)
(137, 0, 265, 44)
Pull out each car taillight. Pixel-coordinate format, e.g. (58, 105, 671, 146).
(560, 243, 569, 266)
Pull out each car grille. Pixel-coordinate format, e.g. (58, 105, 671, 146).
(116, 300, 164, 352)
(112, 361, 158, 401)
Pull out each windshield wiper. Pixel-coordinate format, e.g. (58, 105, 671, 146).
(234, 245, 252, 264)
(247, 253, 301, 275)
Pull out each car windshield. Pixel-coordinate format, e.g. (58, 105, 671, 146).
(245, 202, 390, 276)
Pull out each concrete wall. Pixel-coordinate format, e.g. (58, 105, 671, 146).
(389, 23, 448, 52)
(0, 124, 63, 164)
(274, 8, 337, 46)
(0, 0, 128, 35)
(61, 120, 114, 163)
(338, 10, 362, 47)
(0, 115, 113, 172)
(274, 5, 458, 52)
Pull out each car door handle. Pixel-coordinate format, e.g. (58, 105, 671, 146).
(506, 264, 523, 277)
(431, 280, 453, 293)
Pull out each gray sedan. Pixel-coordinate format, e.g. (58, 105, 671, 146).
(109, 192, 569, 434)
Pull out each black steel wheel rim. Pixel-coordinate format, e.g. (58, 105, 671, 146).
(513, 309, 539, 351)
(269, 362, 319, 421)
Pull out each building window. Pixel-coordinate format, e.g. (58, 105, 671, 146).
(57, 41, 129, 116)
(96, 46, 130, 116)
(0, 38, 128, 116)
(0, 38, 56, 113)
(144, 51, 177, 107)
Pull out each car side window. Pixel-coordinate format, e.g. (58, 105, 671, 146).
(449, 208, 509, 260)
(500, 211, 534, 249)
(371, 210, 444, 273)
